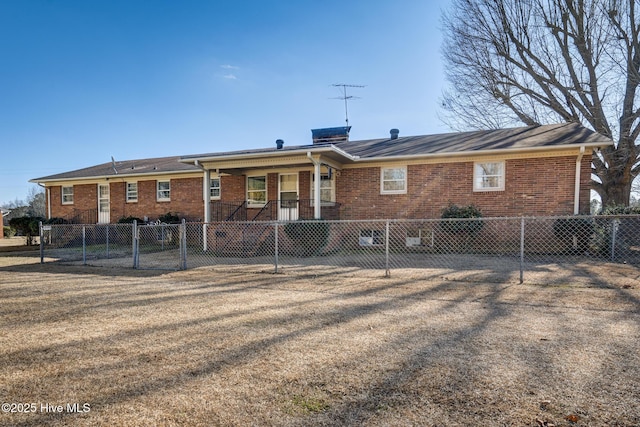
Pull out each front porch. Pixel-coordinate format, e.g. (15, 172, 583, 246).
(210, 199, 342, 221)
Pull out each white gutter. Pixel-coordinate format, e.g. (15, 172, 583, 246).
(29, 169, 200, 185)
(357, 142, 608, 163)
(574, 146, 585, 214)
(180, 145, 359, 164)
(307, 152, 322, 219)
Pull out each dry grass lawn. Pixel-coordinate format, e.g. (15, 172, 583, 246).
(1, 253, 639, 426)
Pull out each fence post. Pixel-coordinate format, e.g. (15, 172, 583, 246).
(132, 220, 138, 269)
(82, 226, 87, 266)
(274, 222, 279, 273)
(611, 218, 619, 262)
(385, 220, 390, 277)
(180, 219, 187, 270)
(106, 224, 110, 259)
(519, 217, 525, 284)
(39, 221, 44, 264)
(203, 223, 208, 252)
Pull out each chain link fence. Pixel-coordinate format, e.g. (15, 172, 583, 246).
(39, 215, 640, 284)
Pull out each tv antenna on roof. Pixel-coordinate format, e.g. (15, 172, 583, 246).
(331, 83, 365, 127)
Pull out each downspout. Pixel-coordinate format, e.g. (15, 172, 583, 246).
(574, 146, 585, 215)
(193, 160, 211, 223)
(307, 152, 322, 219)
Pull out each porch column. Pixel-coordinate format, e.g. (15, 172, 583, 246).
(203, 169, 211, 222)
(313, 163, 322, 219)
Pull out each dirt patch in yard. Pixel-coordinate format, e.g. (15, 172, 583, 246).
(0, 254, 639, 426)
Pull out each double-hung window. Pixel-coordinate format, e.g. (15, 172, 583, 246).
(157, 180, 171, 201)
(126, 182, 138, 202)
(210, 177, 221, 199)
(61, 186, 74, 204)
(311, 173, 335, 205)
(381, 166, 407, 194)
(473, 161, 505, 191)
(247, 176, 266, 207)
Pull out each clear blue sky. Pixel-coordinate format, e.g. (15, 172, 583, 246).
(0, 0, 451, 206)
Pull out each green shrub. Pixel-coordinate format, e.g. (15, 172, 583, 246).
(8, 216, 43, 245)
(440, 203, 483, 233)
(158, 212, 181, 224)
(44, 217, 68, 225)
(3, 226, 16, 238)
(599, 204, 640, 215)
(283, 220, 330, 256)
(117, 216, 145, 224)
(552, 217, 594, 254)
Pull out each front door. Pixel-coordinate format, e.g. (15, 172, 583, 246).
(278, 173, 298, 221)
(98, 184, 110, 224)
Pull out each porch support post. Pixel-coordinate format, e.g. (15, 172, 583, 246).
(307, 152, 322, 219)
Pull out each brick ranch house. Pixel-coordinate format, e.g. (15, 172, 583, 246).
(31, 123, 613, 224)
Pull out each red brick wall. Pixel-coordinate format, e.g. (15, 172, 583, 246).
(337, 156, 589, 220)
(49, 177, 205, 223)
(220, 175, 245, 201)
(47, 154, 592, 222)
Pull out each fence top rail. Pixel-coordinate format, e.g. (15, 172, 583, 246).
(42, 214, 640, 230)
(188, 214, 640, 226)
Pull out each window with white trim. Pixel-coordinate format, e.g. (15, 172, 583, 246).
(157, 180, 171, 201)
(61, 186, 74, 204)
(473, 161, 505, 191)
(247, 176, 266, 207)
(359, 229, 385, 246)
(311, 173, 335, 205)
(381, 166, 407, 194)
(126, 182, 138, 202)
(210, 177, 221, 199)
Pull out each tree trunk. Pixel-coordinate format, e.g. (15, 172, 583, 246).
(599, 172, 632, 208)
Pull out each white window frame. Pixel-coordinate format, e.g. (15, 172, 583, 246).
(157, 180, 171, 201)
(247, 175, 267, 207)
(311, 173, 335, 206)
(359, 229, 385, 246)
(126, 182, 138, 203)
(61, 186, 74, 205)
(210, 177, 221, 200)
(380, 166, 407, 194)
(473, 161, 505, 192)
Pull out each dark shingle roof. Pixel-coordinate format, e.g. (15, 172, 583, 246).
(335, 123, 612, 158)
(32, 156, 200, 181)
(32, 123, 613, 182)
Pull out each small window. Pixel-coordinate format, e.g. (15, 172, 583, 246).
(157, 180, 171, 201)
(381, 167, 407, 194)
(61, 186, 74, 204)
(359, 229, 385, 246)
(210, 177, 221, 199)
(126, 182, 138, 202)
(474, 161, 505, 191)
(247, 176, 266, 206)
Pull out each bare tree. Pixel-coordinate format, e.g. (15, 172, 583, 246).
(26, 186, 45, 218)
(441, 0, 640, 207)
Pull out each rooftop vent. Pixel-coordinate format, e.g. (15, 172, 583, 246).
(276, 139, 284, 149)
(390, 128, 400, 140)
(311, 126, 351, 144)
